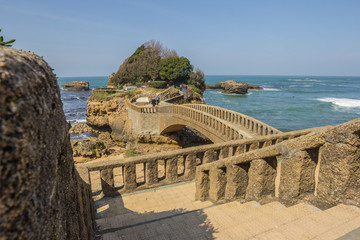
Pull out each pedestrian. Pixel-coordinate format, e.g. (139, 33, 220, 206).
(156, 95, 160, 105)
(151, 99, 156, 107)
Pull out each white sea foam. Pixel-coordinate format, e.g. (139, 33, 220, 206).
(289, 78, 322, 82)
(317, 98, 360, 108)
(263, 88, 281, 91)
(76, 119, 87, 123)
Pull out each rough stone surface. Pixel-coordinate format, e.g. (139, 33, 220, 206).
(279, 149, 318, 203)
(71, 138, 109, 158)
(69, 123, 97, 134)
(0, 47, 95, 239)
(317, 119, 360, 207)
(62, 81, 89, 91)
(245, 157, 277, 201)
(206, 80, 263, 94)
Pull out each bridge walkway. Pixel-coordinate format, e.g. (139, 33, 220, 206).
(95, 181, 360, 240)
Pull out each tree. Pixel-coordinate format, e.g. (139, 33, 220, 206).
(0, 29, 16, 47)
(189, 68, 206, 92)
(158, 57, 193, 84)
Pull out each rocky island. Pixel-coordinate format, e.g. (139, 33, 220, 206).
(62, 81, 89, 91)
(206, 80, 263, 94)
(72, 41, 209, 162)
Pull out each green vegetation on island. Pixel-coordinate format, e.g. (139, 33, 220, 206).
(108, 40, 206, 94)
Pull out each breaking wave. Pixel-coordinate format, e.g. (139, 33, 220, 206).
(317, 98, 360, 108)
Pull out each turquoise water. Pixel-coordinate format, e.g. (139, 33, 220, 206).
(58, 75, 360, 132)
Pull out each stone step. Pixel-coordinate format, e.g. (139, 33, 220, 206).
(97, 199, 215, 231)
(246, 203, 322, 239)
(252, 204, 360, 240)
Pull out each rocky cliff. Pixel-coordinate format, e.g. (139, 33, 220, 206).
(0, 47, 95, 239)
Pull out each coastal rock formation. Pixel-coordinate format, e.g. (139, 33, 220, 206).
(69, 123, 97, 134)
(206, 80, 263, 94)
(62, 81, 89, 91)
(0, 47, 95, 239)
(71, 139, 109, 158)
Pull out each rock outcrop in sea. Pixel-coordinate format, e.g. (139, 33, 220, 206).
(62, 81, 89, 91)
(206, 80, 263, 94)
(0, 47, 95, 239)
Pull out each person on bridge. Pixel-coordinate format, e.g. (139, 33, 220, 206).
(151, 99, 156, 107)
(156, 95, 160, 105)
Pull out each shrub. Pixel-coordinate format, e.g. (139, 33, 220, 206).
(150, 81, 168, 89)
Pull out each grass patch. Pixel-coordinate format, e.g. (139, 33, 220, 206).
(125, 149, 139, 158)
(88, 91, 124, 101)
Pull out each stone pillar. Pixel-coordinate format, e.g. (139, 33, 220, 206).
(225, 163, 250, 201)
(195, 169, 210, 201)
(209, 167, 227, 202)
(245, 157, 277, 201)
(317, 139, 360, 206)
(234, 144, 245, 155)
(101, 168, 117, 197)
(145, 160, 158, 186)
(219, 147, 230, 159)
(124, 164, 137, 191)
(278, 149, 318, 202)
(184, 153, 197, 179)
(203, 150, 216, 164)
(166, 157, 178, 183)
(77, 167, 90, 185)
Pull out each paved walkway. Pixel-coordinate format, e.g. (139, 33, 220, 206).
(95, 182, 360, 240)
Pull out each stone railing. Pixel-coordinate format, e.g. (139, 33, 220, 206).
(171, 105, 252, 140)
(194, 127, 329, 203)
(76, 127, 319, 197)
(127, 102, 157, 113)
(184, 104, 281, 136)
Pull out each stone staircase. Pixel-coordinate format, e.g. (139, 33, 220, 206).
(95, 182, 360, 240)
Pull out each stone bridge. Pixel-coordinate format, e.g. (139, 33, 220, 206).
(127, 103, 282, 143)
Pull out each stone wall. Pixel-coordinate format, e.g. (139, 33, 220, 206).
(0, 47, 95, 239)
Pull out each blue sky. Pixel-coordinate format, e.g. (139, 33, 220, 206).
(2, 0, 360, 77)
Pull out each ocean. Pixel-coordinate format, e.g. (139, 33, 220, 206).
(58, 75, 360, 135)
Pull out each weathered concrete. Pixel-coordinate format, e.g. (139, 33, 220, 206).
(245, 157, 277, 201)
(0, 47, 95, 239)
(195, 119, 360, 208)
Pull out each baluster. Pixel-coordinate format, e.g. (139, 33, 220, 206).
(101, 168, 117, 197)
(184, 153, 197, 179)
(124, 163, 137, 191)
(225, 163, 249, 201)
(209, 166, 227, 202)
(145, 160, 158, 186)
(195, 169, 210, 201)
(203, 149, 216, 163)
(219, 146, 230, 159)
(77, 167, 90, 185)
(166, 157, 178, 183)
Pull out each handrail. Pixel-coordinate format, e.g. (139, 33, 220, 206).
(194, 126, 329, 203)
(76, 127, 322, 197)
(183, 104, 281, 136)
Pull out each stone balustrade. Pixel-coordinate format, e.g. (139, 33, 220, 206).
(194, 126, 330, 203)
(184, 104, 281, 136)
(76, 127, 319, 197)
(171, 105, 252, 141)
(128, 102, 157, 113)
